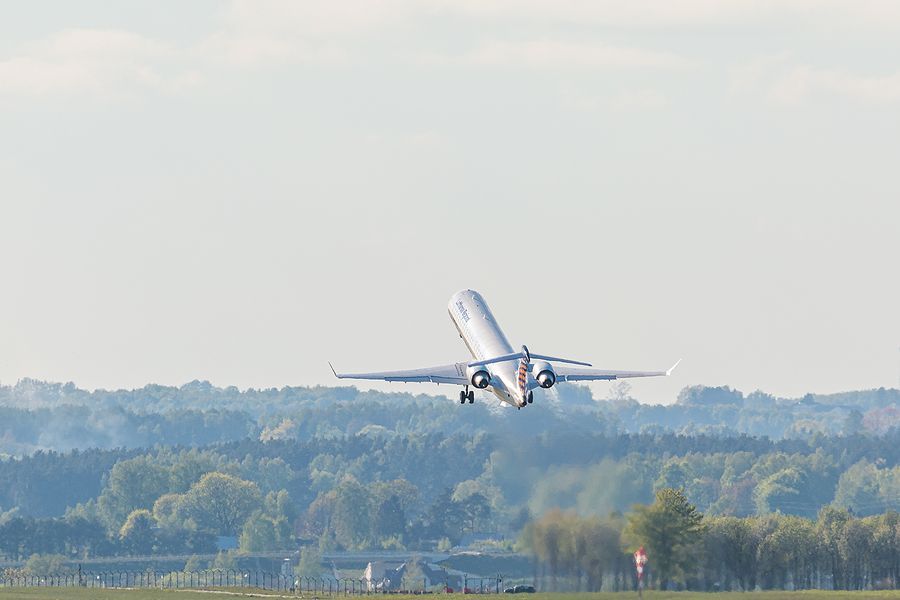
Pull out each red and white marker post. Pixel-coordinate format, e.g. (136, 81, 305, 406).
(634, 546, 648, 597)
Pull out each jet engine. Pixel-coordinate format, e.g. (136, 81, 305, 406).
(531, 360, 556, 388)
(466, 365, 492, 389)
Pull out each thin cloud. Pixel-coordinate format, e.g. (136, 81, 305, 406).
(0, 29, 197, 98)
(219, 0, 419, 37)
(423, 40, 693, 71)
(447, 0, 900, 30)
(770, 66, 900, 105)
(4, 0, 899, 102)
(733, 56, 900, 106)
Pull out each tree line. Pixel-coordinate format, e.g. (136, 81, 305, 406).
(2, 380, 899, 458)
(6, 430, 900, 534)
(0, 445, 494, 560)
(520, 489, 900, 591)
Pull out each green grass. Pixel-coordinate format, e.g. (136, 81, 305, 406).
(5, 591, 900, 600)
(513, 594, 900, 600)
(0, 589, 296, 600)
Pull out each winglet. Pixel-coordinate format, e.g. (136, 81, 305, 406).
(328, 362, 341, 378)
(666, 359, 682, 376)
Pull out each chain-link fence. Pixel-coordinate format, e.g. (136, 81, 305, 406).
(0, 569, 503, 594)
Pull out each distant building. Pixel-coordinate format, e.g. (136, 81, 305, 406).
(363, 561, 403, 591)
(364, 558, 461, 591)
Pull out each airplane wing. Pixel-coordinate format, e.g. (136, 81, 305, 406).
(329, 361, 469, 385)
(554, 360, 681, 383)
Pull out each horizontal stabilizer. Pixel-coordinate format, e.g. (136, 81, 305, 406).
(328, 361, 469, 385)
(468, 347, 591, 368)
(554, 359, 681, 383)
(529, 353, 592, 367)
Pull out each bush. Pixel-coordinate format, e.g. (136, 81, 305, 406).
(24, 554, 70, 575)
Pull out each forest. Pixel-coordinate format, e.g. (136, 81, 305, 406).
(2, 380, 899, 457)
(1, 379, 900, 590)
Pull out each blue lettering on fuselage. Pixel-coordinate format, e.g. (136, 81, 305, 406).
(456, 300, 470, 323)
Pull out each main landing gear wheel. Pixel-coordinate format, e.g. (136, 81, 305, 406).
(527, 391, 534, 404)
(467, 390, 475, 403)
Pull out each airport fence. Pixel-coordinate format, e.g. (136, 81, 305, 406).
(0, 569, 503, 594)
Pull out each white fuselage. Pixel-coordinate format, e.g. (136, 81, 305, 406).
(448, 289, 531, 407)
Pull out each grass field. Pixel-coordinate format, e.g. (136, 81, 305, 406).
(0, 589, 288, 600)
(3, 591, 900, 600)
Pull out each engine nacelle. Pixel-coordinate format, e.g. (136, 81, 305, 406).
(466, 365, 491, 389)
(531, 360, 556, 388)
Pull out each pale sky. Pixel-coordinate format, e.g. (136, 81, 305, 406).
(1, 1, 898, 404)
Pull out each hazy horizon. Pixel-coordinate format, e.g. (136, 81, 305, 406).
(1, 1, 898, 404)
(0, 374, 896, 404)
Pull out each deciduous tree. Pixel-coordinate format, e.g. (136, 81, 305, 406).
(627, 488, 705, 589)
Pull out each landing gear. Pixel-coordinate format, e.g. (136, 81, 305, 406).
(527, 391, 534, 404)
(460, 387, 475, 404)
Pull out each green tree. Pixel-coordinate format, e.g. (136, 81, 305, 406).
(755, 514, 816, 589)
(240, 512, 276, 552)
(703, 516, 759, 590)
(0, 508, 18, 527)
(253, 458, 295, 494)
(627, 488, 705, 589)
(871, 511, 900, 585)
(655, 461, 693, 492)
(577, 516, 624, 591)
(400, 558, 425, 591)
(97, 456, 170, 529)
(843, 410, 865, 436)
(119, 509, 157, 555)
(213, 549, 237, 571)
(264, 490, 298, 524)
(374, 494, 406, 540)
(817, 505, 851, 589)
(183, 555, 202, 573)
(297, 547, 322, 577)
(459, 493, 490, 532)
(518, 509, 567, 590)
(839, 517, 874, 590)
(834, 460, 883, 516)
(753, 467, 807, 515)
(330, 479, 371, 548)
(168, 450, 229, 493)
(23, 554, 70, 575)
(302, 490, 336, 538)
(424, 488, 464, 543)
(182, 472, 262, 535)
(152, 493, 186, 529)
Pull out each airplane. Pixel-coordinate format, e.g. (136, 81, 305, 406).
(330, 289, 679, 410)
